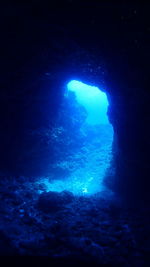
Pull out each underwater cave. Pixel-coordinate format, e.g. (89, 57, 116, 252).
(0, 1, 150, 266)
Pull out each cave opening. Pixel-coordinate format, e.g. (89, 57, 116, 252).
(38, 80, 114, 196)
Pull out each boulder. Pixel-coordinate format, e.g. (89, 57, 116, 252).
(37, 190, 74, 212)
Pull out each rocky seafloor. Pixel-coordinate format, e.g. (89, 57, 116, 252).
(0, 95, 149, 266)
(0, 175, 150, 266)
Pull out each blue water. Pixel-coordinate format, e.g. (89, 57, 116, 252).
(67, 80, 109, 125)
(37, 80, 113, 196)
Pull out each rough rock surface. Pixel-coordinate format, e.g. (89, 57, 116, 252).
(0, 176, 150, 265)
(38, 191, 74, 212)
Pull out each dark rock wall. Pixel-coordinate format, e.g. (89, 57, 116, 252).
(107, 86, 150, 201)
(106, 49, 150, 200)
(0, 1, 150, 201)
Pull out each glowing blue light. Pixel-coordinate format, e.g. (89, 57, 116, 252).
(38, 80, 113, 196)
(67, 80, 109, 125)
(37, 172, 107, 196)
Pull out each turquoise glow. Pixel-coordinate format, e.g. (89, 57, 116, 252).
(38, 80, 113, 196)
(67, 80, 109, 125)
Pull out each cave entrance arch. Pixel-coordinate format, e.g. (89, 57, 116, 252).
(40, 80, 114, 196)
